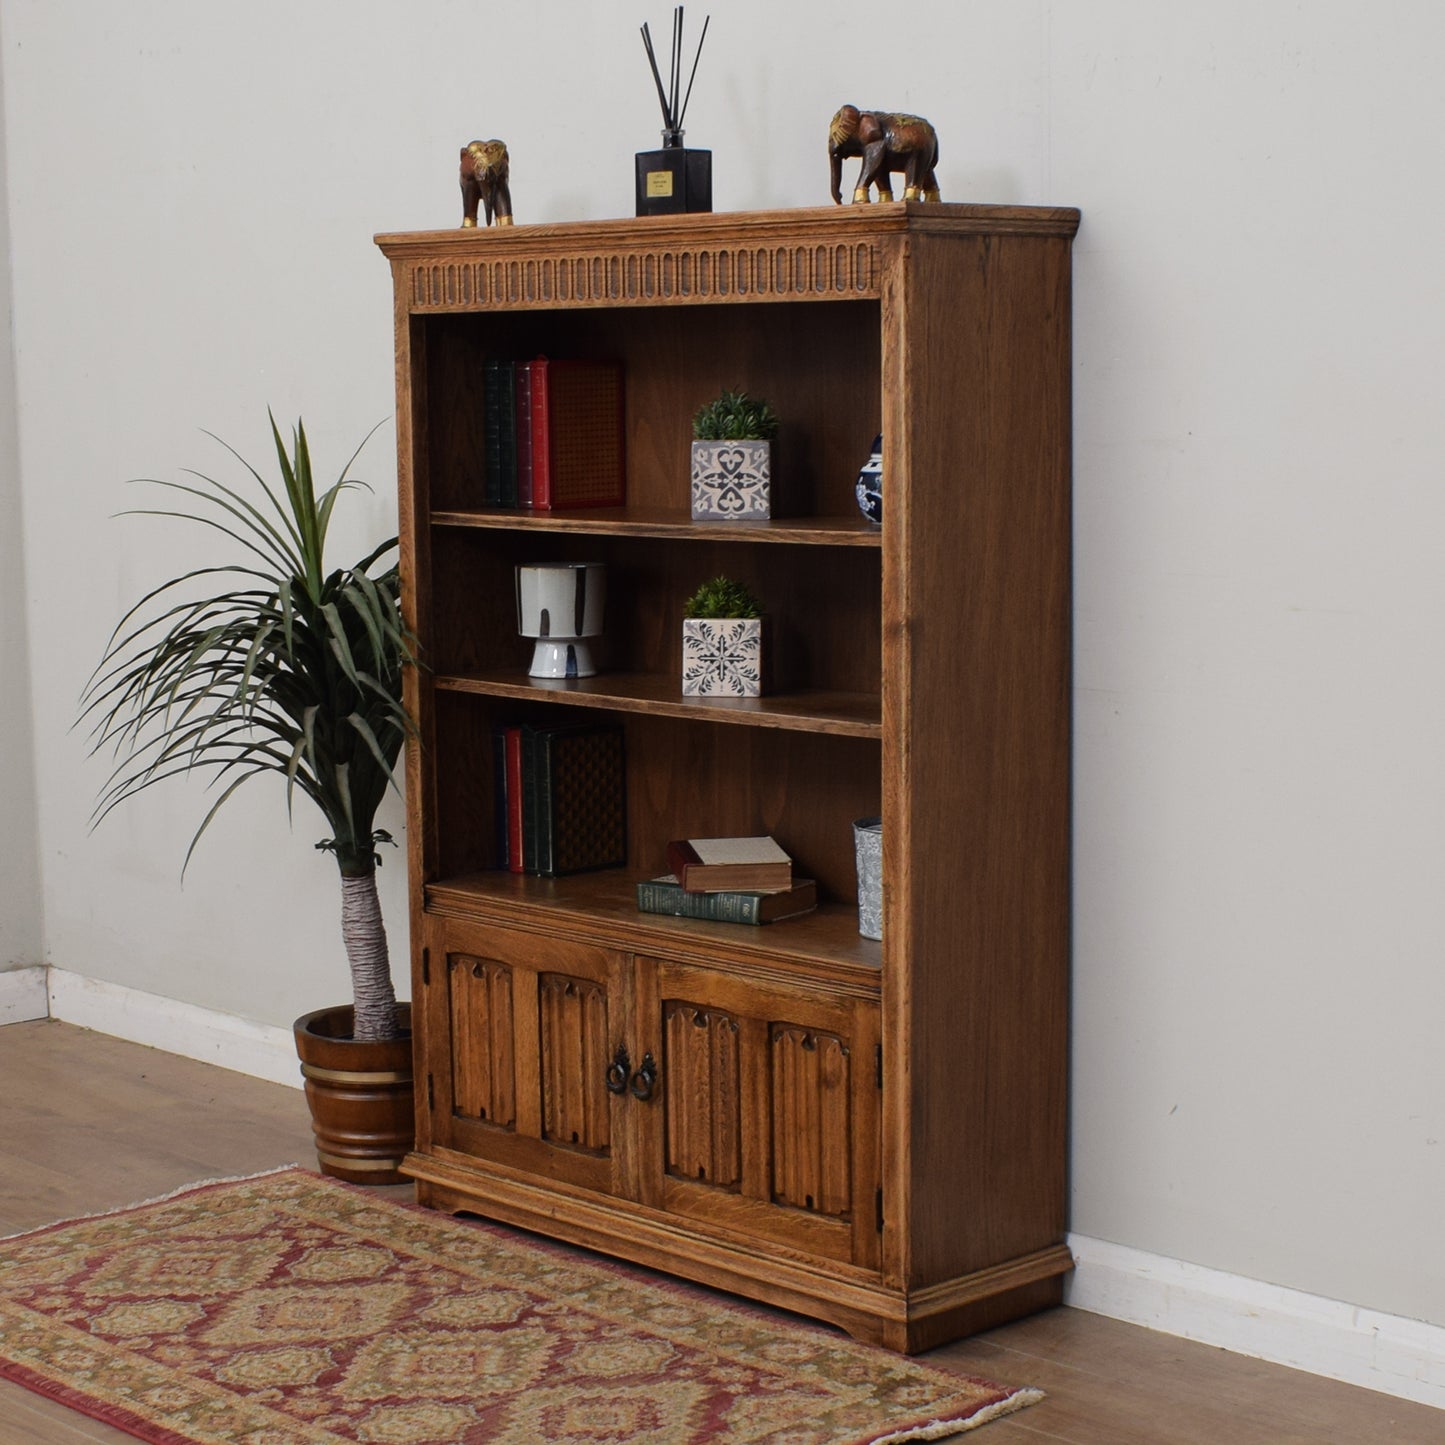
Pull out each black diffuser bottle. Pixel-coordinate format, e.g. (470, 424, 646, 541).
(635, 9, 712, 216)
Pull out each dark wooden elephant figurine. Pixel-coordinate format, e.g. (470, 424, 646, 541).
(459, 140, 513, 227)
(828, 106, 940, 204)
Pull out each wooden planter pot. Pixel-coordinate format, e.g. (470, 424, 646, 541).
(293, 1004, 414, 1185)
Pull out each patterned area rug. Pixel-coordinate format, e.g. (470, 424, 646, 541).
(0, 1168, 1042, 1444)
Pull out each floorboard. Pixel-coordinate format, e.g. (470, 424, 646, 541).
(0, 1019, 1439, 1443)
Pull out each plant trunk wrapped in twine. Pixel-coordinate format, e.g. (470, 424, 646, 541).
(341, 872, 399, 1041)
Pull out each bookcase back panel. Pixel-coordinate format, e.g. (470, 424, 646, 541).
(428, 527, 881, 698)
(427, 692, 877, 900)
(623, 716, 879, 901)
(432, 688, 497, 880)
(422, 300, 881, 518)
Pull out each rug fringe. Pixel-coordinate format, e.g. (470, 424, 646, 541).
(869, 1386, 1047, 1442)
(0, 1164, 305, 1242)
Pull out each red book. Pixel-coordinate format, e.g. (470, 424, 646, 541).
(531, 357, 625, 510)
(505, 726, 524, 874)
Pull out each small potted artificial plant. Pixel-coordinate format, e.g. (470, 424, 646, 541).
(81, 416, 416, 1184)
(690, 388, 780, 520)
(681, 574, 767, 697)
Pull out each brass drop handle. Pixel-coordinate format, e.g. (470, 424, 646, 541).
(605, 1043, 631, 1095)
(629, 1051, 659, 1101)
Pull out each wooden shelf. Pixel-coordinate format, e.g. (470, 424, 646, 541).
(432, 506, 882, 547)
(425, 870, 882, 986)
(434, 670, 883, 738)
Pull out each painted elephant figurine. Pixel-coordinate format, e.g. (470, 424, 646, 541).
(828, 106, 941, 204)
(459, 139, 513, 227)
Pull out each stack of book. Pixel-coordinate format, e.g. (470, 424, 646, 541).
(637, 835, 817, 926)
(482, 357, 625, 509)
(494, 720, 627, 876)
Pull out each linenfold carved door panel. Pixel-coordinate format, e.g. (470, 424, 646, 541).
(420, 917, 632, 1197)
(635, 956, 881, 1272)
(447, 952, 516, 1130)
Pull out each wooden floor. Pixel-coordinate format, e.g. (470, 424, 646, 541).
(0, 1020, 1439, 1444)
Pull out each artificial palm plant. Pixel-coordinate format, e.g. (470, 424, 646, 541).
(80, 416, 413, 1042)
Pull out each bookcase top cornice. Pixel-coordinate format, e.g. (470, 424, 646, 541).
(377, 203, 1078, 312)
(375, 202, 1080, 257)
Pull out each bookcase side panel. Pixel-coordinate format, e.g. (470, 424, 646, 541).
(395, 303, 442, 933)
(889, 230, 1073, 1285)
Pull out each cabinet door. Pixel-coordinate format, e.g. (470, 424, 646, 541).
(634, 957, 882, 1271)
(419, 917, 634, 1198)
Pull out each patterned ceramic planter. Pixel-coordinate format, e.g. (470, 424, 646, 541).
(690, 439, 772, 520)
(682, 617, 764, 696)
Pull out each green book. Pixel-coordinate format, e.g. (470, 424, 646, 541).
(636, 875, 817, 925)
(482, 359, 517, 505)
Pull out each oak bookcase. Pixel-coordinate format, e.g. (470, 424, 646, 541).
(376, 202, 1079, 1352)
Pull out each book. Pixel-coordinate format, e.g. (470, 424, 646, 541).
(637, 875, 817, 925)
(497, 360, 518, 506)
(520, 723, 540, 874)
(504, 726, 524, 874)
(483, 359, 517, 506)
(515, 360, 535, 507)
(531, 358, 625, 509)
(665, 835, 792, 893)
(483, 359, 504, 505)
(526, 720, 627, 876)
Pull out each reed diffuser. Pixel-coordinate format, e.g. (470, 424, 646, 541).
(635, 7, 712, 216)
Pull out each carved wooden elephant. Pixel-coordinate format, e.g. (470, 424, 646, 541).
(459, 140, 513, 227)
(828, 106, 940, 204)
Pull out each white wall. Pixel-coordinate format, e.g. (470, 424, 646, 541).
(0, 8, 40, 973)
(1055, 3, 1445, 1332)
(3, 0, 1441, 1334)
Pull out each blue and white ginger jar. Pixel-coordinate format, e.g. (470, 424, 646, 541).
(855, 434, 882, 524)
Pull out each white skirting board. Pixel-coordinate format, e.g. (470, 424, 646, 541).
(45, 967, 302, 1090)
(0, 966, 48, 1025)
(1065, 1234, 1445, 1412)
(8, 967, 1444, 1409)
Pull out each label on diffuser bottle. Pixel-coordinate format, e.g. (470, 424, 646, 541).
(646, 171, 674, 197)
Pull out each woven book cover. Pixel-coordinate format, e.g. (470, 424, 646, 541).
(533, 359, 626, 509)
(531, 721, 627, 875)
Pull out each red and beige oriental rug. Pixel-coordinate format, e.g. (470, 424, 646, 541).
(0, 1167, 1042, 1444)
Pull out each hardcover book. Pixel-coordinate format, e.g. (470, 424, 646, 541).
(531, 358, 626, 509)
(482, 359, 506, 506)
(636, 875, 817, 925)
(497, 360, 518, 507)
(528, 720, 627, 876)
(665, 835, 792, 893)
(482, 358, 518, 507)
(515, 360, 535, 508)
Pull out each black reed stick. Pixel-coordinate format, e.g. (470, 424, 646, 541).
(672, 8, 683, 129)
(641, 9, 709, 145)
(640, 23, 674, 133)
(676, 13, 709, 130)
